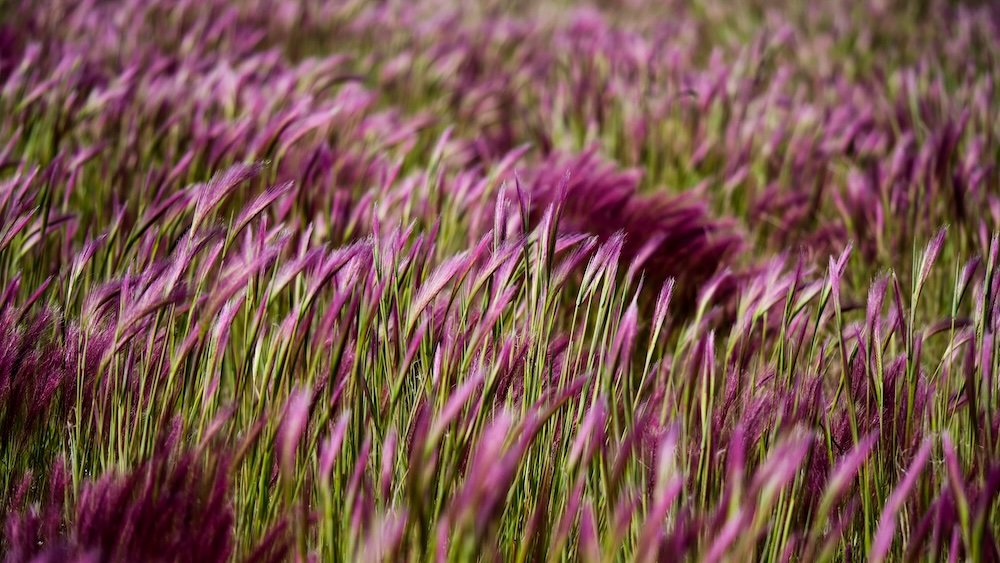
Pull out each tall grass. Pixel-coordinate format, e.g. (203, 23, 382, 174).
(1, 0, 999, 561)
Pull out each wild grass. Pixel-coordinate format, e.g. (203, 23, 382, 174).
(1, 0, 999, 561)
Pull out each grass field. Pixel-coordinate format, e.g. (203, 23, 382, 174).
(1, 0, 999, 561)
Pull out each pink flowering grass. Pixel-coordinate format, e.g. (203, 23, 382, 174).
(1, 0, 1000, 561)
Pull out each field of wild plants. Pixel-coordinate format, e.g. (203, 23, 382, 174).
(0, 0, 999, 561)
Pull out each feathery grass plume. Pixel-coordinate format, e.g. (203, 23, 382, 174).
(527, 149, 743, 292)
(5, 448, 237, 562)
(870, 438, 934, 562)
(277, 387, 311, 478)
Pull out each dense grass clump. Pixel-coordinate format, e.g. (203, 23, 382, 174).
(1, 0, 1000, 561)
